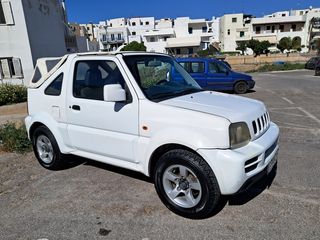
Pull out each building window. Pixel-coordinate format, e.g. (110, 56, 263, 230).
(132, 22, 136, 26)
(300, 11, 304, 15)
(232, 17, 237, 23)
(0, 58, 23, 79)
(292, 24, 297, 31)
(266, 26, 271, 31)
(188, 48, 193, 54)
(282, 13, 286, 17)
(202, 26, 207, 33)
(111, 34, 115, 40)
(176, 48, 181, 55)
(240, 31, 245, 37)
(0, 2, 5, 24)
(110, 23, 112, 27)
(102, 34, 106, 42)
(279, 25, 284, 32)
(146, 21, 149, 25)
(117, 33, 122, 40)
(150, 37, 155, 42)
(0, 1, 14, 25)
(272, 26, 275, 33)
(132, 32, 136, 36)
(227, 29, 230, 35)
(256, 26, 261, 34)
(188, 27, 193, 34)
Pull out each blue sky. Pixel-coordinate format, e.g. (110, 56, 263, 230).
(66, 0, 320, 23)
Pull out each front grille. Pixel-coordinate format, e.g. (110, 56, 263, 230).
(252, 112, 270, 136)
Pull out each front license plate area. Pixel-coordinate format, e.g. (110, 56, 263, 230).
(267, 152, 278, 174)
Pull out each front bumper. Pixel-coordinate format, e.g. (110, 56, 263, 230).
(197, 122, 279, 195)
(248, 80, 255, 89)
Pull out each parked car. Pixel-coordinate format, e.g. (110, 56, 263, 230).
(305, 56, 320, 70)
(25, 52, 279, 219)
(176, 58, 255, 94)
(315, 61, 320, 76)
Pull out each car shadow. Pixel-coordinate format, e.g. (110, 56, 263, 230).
(62, 154, 152, 183)
(227, 166, 277, 206)
(61, 155, 276, 217)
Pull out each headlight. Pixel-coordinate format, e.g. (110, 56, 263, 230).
(229, 122, 251, 149)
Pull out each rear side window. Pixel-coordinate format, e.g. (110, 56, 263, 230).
(45, 73, 63, 96)
(73, 60, 125, 101)
(190, 62, 205, 73)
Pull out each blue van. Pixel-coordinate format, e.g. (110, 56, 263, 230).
(176, 58, 255, 94)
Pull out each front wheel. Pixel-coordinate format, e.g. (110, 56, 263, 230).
(32, 126, 65, 170)
(315, 68, 320, 76)
(234, 81, 248, 94)
(154, 149, 221, 219)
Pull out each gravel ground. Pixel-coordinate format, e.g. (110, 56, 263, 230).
(0, 70, 319, 240)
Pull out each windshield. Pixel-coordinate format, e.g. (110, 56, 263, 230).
(123, 55, 203, 102)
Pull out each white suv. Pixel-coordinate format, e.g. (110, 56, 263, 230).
(25, 52, 279, 219)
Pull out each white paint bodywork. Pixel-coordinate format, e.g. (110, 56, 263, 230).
(25, 52, 280, 195)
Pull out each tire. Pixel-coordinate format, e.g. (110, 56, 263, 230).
(32, 126, 65, 170)
(315, 68, 320, 76)
(154, 149, 221, 219)
(234, 81, 248, 94)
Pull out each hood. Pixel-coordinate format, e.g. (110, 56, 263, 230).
(160, 91, 266, 123)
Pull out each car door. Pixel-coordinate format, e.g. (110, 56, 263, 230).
(66, 57, 139, 163)
(206, 61, 232, 90)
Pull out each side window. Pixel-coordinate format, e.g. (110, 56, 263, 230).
(179, 62, 189, 72)
(209, 62, 227, 74)
(190, 62, 205, 73)
(73, 60, 125, 101)
(45, 73, 63, 96)
(209, 62, 220, 74)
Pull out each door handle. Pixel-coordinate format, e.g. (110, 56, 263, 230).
(71, 105, 81, 111)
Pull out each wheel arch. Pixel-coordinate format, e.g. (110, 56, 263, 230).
(148, 143, 200, 178)
(26, 113, 73, 153)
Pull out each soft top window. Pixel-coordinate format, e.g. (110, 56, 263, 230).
(29, 55, 68, 88)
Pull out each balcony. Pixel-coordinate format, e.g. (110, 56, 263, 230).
(100, 36, 125, 44)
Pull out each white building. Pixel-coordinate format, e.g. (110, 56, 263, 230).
(220, 7, 320, 53)
(0, 0, 69, 84)
(219, 14, 253, 52)
(97, 16, 220, 55)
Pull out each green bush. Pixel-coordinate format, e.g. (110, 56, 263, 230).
(0, 84, 27, 106)
(248, 63, 305, 73)
(0, 122, 31, 153)
(121, 41, 146, 51)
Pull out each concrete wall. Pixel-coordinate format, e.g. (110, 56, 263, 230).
(22, 0, 67, 65)
(226, 53, 310, 71)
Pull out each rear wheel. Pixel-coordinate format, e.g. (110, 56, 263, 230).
(154, 149, 221, 219)
(32, 126, 65, 170)
(234, 81, 248, 94)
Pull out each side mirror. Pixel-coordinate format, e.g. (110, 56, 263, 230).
(103, 84, 126, 102)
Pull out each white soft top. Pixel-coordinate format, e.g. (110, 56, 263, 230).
(28, 55, 69, 88)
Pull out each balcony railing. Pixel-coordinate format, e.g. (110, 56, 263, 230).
(101, 37, 125, 43)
